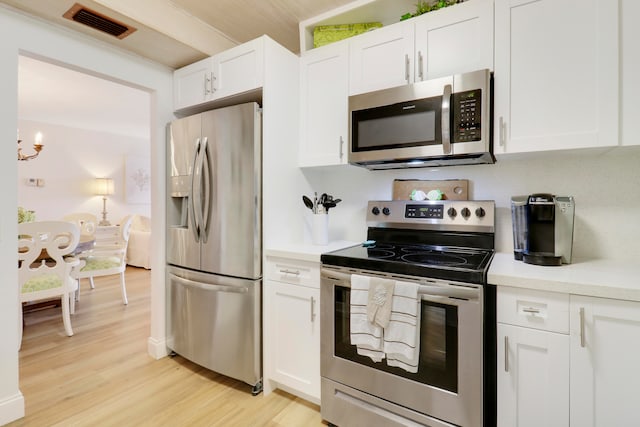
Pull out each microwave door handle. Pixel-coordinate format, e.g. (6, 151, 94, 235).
(441, 84, 452, 155)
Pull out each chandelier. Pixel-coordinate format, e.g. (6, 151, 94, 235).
(17, 131, 44, 161)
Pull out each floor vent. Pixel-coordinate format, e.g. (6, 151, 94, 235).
(63, 3, 137, 39)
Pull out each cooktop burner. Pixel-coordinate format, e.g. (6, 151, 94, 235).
(321, 200, 496, 284)
(322, 242, 494, 284)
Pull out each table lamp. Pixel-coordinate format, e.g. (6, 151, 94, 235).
(94, 177, 114, 226)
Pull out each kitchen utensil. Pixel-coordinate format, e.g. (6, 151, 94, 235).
(302, 195, 314, 211)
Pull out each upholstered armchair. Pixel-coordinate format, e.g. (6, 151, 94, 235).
(126, 215, 151, 269)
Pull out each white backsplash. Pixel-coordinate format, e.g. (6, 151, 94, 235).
(301, 146, 640, 263)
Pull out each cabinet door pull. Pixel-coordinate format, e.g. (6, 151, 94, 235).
(504, 335, 509, 372)
(204, 74, 211, 96)
(499, 116, 505, 146)
(211, 72, 217, 93)
(279, 269, 301, 276)
(522, 307, 540, 314)
(418, 51, 424, 81)
(579, 307, 585, 348)
(339, 136, 344, 159)
(405, 54, 410, 83)
(310, 296, 316, 322)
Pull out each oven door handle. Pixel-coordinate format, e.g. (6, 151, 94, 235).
(323, 271, 479, 302)
(419, 287, 479, 302)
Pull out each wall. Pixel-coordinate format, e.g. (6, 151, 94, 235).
(18, 120, 151, 222)
(301, 145, 640, 263)
(0, 6, 174, 425)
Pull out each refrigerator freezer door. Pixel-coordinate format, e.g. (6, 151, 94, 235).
(167, 114, 202, 271)
(200, 103, 262, 279)
(166, 266, 262, 390)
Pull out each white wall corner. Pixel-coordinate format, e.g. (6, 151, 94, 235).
(0, 392, 25, 426)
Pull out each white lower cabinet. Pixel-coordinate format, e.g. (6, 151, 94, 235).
(497, 287, 569, 427)
(569, 296, 640, 427)
(263, 256, 320, 403)
(498, 287, 640, 427)
(497, 324, 569, 427)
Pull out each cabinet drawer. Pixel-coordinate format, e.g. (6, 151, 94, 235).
(265, 257, 320, 288)
(497, 287, 569, 334)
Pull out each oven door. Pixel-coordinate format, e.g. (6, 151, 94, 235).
(320, 266, 484, 427)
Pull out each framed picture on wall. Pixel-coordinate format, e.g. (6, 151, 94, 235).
(125, 155, 150, 204)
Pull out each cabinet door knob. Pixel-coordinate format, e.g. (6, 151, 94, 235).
(339, 136, 344, 160)
(418, 51, 424, 81)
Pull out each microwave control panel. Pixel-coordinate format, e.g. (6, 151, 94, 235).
(452, 89, 482, 142)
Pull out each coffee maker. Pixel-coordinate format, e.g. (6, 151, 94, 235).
(511, 194, 575, 266)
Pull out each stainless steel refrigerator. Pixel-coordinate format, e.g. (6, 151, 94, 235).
(166, 102, 262, 394)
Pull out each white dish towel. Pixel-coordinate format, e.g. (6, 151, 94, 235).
(350, 274, 384, 362)
(384, 280, 420, 373)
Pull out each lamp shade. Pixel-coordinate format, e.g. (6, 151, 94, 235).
(94, 178, 114, 196)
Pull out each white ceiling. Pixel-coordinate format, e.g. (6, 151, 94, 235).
(0, 0, 357, 67)
(18, 55, 150, 139)
(5, 0, 358, 139)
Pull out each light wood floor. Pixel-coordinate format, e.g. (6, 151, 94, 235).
(10, 267, 326, 427)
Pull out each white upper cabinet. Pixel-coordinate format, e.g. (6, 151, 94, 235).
(299, 42, 349, 167)
(349, 20, 414, 95)
(173, 37, 265, 112)
(494, 0, 619, 153)
(349, 0, 494, 95)
(414, 0, 494, 81)
(211, 38, 264, 100)
(621, 0, 640, 146)
(173, 57, 214, 111)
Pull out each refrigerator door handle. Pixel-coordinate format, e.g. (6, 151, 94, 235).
(200, 136, 212, 244)
(190, 137, 202, 242)
(169, 272, 249, 294)
(192, 137, 206, 241)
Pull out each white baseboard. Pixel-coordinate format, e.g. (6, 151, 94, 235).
(147, 336, 168, 360)
(0, 392, 24, 426)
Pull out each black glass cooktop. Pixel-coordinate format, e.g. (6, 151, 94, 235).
(321, 242, 494, 284)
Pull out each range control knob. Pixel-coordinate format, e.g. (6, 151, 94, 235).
(382, 207, 391, 216)
(475, 207, 486, 218)
(371, 206, 380, 215)
(447, 207, 457, 218)
(461, 207, 471, 219)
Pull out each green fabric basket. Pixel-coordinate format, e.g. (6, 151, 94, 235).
(313, 22, 383, 48)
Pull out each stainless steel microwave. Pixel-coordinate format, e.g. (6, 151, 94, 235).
(348, 69, 494, 169)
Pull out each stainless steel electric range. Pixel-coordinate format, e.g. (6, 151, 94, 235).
(320, 199, 496, 427)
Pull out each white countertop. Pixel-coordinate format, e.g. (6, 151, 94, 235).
(489, 252, 640, 302)
(265, 240, 360, 263)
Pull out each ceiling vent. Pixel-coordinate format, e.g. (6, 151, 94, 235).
(63, 3, 137, 39)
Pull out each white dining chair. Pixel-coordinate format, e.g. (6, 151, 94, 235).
(18, 221, 81, 338)
(73, 215, 134, 305)
(63, 212, 98, 237)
